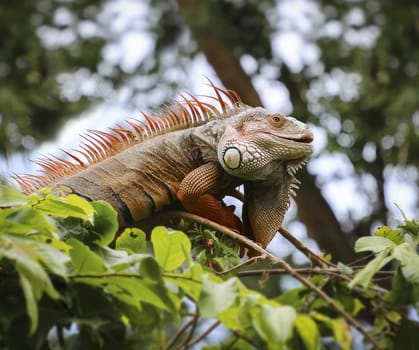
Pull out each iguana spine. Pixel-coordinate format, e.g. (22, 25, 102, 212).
(14, 83, 241, 193)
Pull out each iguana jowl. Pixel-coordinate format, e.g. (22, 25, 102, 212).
(14, 82, 314, 248)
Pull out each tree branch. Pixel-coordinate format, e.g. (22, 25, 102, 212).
(278, 226, 335, 267)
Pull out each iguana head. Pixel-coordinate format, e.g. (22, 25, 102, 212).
(217, 107, 314, 180)
(217, 107, 314, 248)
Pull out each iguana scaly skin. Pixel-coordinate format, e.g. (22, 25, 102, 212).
(14, 81, 313, 248)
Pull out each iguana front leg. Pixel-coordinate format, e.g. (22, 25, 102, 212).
(177, 162, 242, 231)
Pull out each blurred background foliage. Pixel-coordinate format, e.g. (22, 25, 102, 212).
(0, 0, 418, 262)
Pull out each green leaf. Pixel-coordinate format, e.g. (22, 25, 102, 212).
(139, 256, 162, 280)
(18, 272, 38, 335)
(311, 313, 352, 350)
(1, 235, 60, 299)
(199, 277, 237, 317)
(0, 234, 62, 334)
(394, 318, 419, 350)
(375, 226, 404, 244)
(34, 194, 93, 221)
(164, 263, 203, 301)
(392, 241, 414, 264)
(337, 262, 354, 275)
(276, 286, 308, 309)
(354, 236, 395, 253)
(351, 298, 365, 316)
(216, 299, 241, 331)
(203, 337, 254, 350)
(52, 216, 87, 241)
(32, 234, 71, 255)
(75, 275, 178, 312)
(90, 201, 118, 246)
(0, 233, 70, 276)
(392, 243, 419, 284)
(151, 226, 191, 271)
(401, 262, 419, 285)
(384, 269, 416, 306)
(331, 318, 352, 350)
(116, 227, 147, 254)
(95, 245, 129, 268)
(321, 281, 365, 317)
(25, 237, 70, 277)
(295, 315, 321, 350)
(106, 251, 152, 272)
(212, 244, 241, 270)
(217, 290, 262, 332)
(68, 238, 106, 274)
(252, 304, 296, 346)
(0, 207, 54, 236)
(0, 185, 28, 207)
(349, 250, 393, 288)
(396, 207, 419, 237)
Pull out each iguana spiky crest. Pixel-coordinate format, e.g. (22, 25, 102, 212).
(13, 81, 247, 193)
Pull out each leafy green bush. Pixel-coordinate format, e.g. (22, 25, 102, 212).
(0, 185, 418, 349)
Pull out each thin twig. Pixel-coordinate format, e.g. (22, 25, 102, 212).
(239, 267, 343, 278)
(278, 226, 335, 267)
(347, 252, 375, 266)
(239, 267, 394, 278)
(184, 321, 221, 348)
(165, 317, 196, 350)
(180, 311, 199, 349)
(154, 211, 383, 350)
(71, 273, 143, 279)
(372, 276, 394, 283)
(215, 255, 264, 275)
(238, 268, 389, 294)
(230, 330, 256, 348)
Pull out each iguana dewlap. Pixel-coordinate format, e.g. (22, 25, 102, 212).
(14, 82, 313, 248)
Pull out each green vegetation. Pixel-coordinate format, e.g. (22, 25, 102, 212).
(0, 185, 418, 349)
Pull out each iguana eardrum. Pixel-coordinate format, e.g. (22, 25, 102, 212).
(14, 81, 314, 248)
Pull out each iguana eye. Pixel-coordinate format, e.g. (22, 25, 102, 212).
(268, 114, 286, 128)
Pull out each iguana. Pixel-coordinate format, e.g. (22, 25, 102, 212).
(14, 81, 313, 248)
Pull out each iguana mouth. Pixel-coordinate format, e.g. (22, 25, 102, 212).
(283, 131, 314, 144)
(298, 134, 314, 143)
(264, 126, 313, 145)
